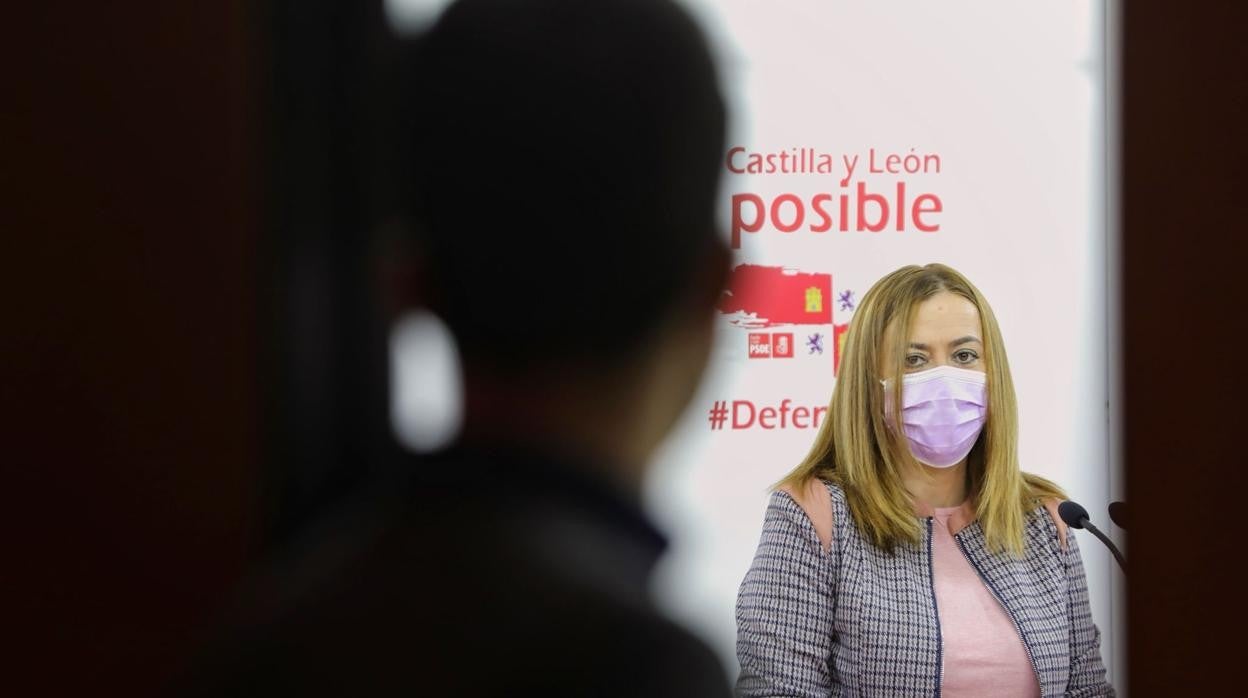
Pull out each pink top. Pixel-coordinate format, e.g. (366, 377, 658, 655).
(930, 505, 1040, 697)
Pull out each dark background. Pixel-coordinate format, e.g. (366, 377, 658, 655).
(6, 1, 1245, 694)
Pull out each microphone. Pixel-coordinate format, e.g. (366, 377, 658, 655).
(1107, 501, 1127, 530)
(1058, 500, 1127, 574)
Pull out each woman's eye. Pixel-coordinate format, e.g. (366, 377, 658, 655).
(905, 354, 926, 367)
(954, 350, 978, 363)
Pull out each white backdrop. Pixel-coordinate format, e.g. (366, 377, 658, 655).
(387, 0, 1121, 691)
(644, 0, 1120, 689)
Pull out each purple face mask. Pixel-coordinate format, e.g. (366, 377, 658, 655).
(882, 365, 988, 468)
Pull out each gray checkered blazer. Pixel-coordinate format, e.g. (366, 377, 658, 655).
(735, 480, 1114, 697)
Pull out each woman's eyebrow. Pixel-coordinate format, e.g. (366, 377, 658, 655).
(907, 337, 982, 351)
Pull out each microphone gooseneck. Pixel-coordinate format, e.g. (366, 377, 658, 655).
(1057, 500, 1127, 574)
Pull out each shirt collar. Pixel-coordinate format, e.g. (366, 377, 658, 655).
(911, 496, 978, 535)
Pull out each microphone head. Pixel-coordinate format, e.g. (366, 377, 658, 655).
(1108, 501, 1127, 529)
(1058, 500, 1090, 529)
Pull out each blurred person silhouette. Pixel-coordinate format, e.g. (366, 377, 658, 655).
(181, 0, 733, 695)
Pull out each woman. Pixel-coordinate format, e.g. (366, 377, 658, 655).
(735, 264, 1114, 697)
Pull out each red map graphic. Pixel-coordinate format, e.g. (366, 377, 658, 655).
(833, 323, 849, 376)
(718, 265, 833, 328)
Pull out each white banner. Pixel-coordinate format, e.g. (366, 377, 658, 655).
(645, 0, 1117, 686)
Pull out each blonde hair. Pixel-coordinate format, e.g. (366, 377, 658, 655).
(776, 263, 1064, 555)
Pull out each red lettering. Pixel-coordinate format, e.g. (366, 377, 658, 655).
(778, 399, 792, 429)
(771, 194, 804, 233)
(730, 193, 765, 249)
(758, 407, 777, 429)
(913, 194, 942, 232)
(732, 400, 756, 429)
(810, 194, 833, 233)
(895, 181, 907, 230)
(868, 147, 884, 173)
(792, 406, 810, 429)
(855, 181, 888, 232)
(728, 187, 941, 246)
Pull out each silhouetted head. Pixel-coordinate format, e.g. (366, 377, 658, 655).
(395, 0, 730, 474)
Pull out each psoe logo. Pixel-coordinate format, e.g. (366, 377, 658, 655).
(773, 332, 794, 358)
(748, 332, 772, 358)
(748, 332, 795, 359)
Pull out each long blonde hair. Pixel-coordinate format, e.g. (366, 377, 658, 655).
(777, 263, 1064, 555)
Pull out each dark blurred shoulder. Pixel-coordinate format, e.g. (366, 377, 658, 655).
(177, 446, 731, 697)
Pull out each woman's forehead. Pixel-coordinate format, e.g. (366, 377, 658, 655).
(910, 294, 981, 337)
(881, 293, 983, 347)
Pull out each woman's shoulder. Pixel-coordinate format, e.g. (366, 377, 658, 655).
(774, 477, 837, 552)
(1027, 496, 1069, 552)
(1020, 471, 1071, 551)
